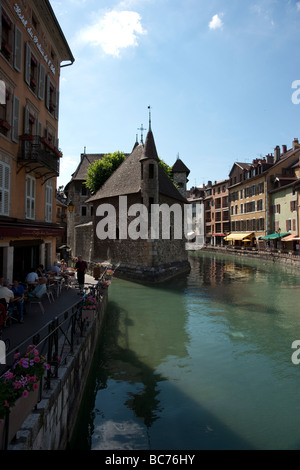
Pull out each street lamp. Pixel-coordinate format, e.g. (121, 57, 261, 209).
(68, 200, 74, 212)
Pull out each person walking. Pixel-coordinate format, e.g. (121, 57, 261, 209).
(75, 255, 88, 289)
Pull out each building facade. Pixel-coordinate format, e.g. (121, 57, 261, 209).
(226, 140, 300, 248)
(0, 0, 74, 280)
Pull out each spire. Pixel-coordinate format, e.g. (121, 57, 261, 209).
(148, 105, 152, 131)
(140, 127, 159, 161)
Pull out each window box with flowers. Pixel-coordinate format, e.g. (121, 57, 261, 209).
(19, 134, 34, 141)
(0, 119, 11, 131)
(0, 345, 49, 449)
(82, 295, 98, 322)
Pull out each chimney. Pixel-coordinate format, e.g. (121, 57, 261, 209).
(282, 145, 287, 154)
(274, 145, 281, 162)
(293, 138, 299, 150)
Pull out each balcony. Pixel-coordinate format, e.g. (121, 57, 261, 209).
(18, 135, 61, 181)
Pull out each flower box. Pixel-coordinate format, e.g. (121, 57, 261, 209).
(0, 119, 11, 131)
(19, 134, 34, 141)
(0, 385, 39, 449)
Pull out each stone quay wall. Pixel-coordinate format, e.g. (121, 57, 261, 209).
(201, 246, 300, 267)
(8, 291, 108, 450)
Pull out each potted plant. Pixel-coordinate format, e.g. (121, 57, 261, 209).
(93, 263, 101, 280)
(82, 295, 98, 322)
(0, 345, 49, 448)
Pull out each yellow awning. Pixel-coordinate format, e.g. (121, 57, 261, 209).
(224, 233, 254, 241)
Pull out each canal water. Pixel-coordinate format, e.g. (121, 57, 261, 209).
(70, 251, 300, 450)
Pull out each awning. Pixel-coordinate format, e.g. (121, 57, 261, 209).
(260, 232, 290, 240)
(212, 233, 225, 237)
(224, 232, 254, 241)
(281, 234, 300, 242)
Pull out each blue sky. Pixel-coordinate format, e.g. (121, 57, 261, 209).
(50, 0, 300, 189)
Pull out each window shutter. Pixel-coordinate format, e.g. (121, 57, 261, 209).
(14, 26, 22, 72)
(24, 105, 29, 134)
(26, 176, 35, 219)
(25, 43, 31, 85)
(54, 89, 59, 120)
(37, 119, 42, 137)
(293, 219, 296, 231)
(0, 162, 10, 216)
(12, 95, 20, 142)
(45, 184, 53, 222)
(45, 74, 50, 109)
(38, 64, 45, 100)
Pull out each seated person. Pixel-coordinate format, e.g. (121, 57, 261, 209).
(50, 261, 61, 275)
(60, 259, 67, 271)
(10, 280, 25, 323)
(27, 277, 47, 299)
(36, 264, 47, 277)
(26, 268, 39, 283)
(0, 280, 14, 305)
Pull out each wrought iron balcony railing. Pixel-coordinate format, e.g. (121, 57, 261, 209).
(18, 135, 61, 178)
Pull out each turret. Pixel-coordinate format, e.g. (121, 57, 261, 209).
(172, 156, 190, 198)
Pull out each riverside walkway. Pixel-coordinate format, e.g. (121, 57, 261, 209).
(1, 274, 97, 358)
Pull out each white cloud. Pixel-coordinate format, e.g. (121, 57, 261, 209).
(208, 13, 223, 30)
(76, 10, 147, 57)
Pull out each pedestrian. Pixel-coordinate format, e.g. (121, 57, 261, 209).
(75, 255, 88, 289)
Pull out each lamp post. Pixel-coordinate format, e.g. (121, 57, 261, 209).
(67, 200, 75, 258)
(68, 200, 74, 213)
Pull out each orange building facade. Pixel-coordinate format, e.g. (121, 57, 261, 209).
(0, 0, 74, 280)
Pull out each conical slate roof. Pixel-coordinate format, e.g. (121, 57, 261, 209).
(172, 158, 190, 176)
(140, 130, 159, 161)
(87, 130, 187, 203)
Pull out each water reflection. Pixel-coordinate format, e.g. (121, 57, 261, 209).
(70, 252, 300, 450)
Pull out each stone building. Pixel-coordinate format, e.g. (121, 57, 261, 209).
(87, 127, 191, 283)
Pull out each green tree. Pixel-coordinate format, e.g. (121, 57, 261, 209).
(85, 151, 126, 194)
(158, 159, 173, 181)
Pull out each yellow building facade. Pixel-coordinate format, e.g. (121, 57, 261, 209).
(0, 0, 74, 280)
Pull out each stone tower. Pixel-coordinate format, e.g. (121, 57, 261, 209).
(172, 157, 190, 198)
(140, 125, 159, 210)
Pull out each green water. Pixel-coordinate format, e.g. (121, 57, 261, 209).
(70, 251, 300, 450)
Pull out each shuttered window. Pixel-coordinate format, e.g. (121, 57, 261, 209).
(25, 42, 31, 85)
(38, 64, 45, 100)
(0, 161, 10, 216)
(45, 184, 53, 222)
(25, 175, 35, 220)
(11, 95, 20, 142)
(14, 26, 22, 72)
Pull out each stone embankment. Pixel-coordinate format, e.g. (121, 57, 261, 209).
(201, 246, 300, 267)
(7, 291, 108, 450)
